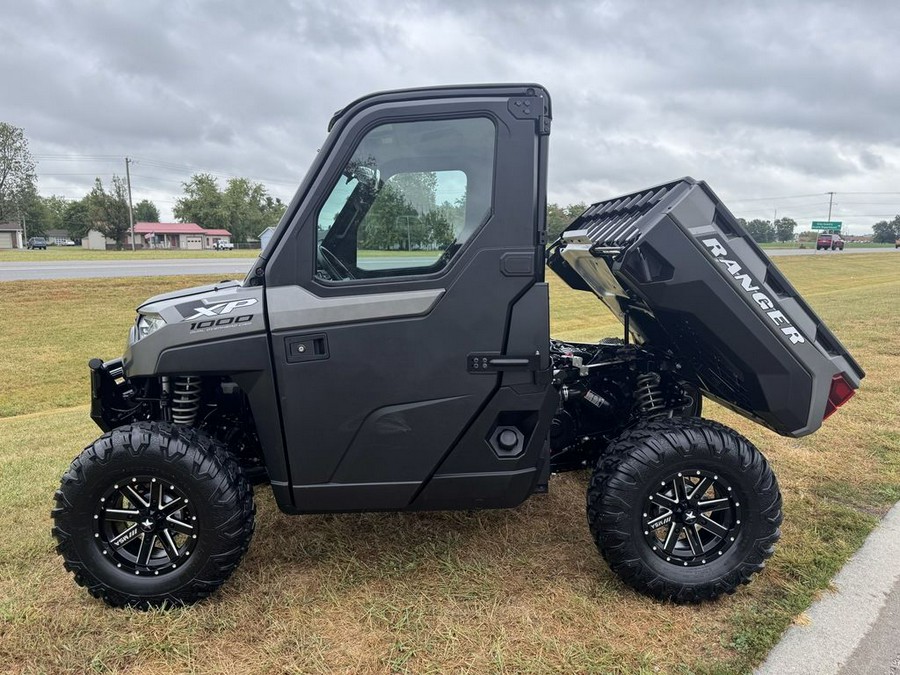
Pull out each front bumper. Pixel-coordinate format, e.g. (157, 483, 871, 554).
(89, 358, 138, 432)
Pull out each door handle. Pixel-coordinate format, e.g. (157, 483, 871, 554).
(285, 334, 329, 363)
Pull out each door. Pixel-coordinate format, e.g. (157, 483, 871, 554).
(0, 232, 12, 249)
(263, 85, 553, 511)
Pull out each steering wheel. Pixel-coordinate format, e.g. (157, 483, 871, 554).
(318, 246, 355, 280)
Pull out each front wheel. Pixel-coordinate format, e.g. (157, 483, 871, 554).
(52, 422, 255, 608)
(587, 418, 782, 602)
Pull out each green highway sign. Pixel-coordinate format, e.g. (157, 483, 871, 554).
(811, 220, 842, 231)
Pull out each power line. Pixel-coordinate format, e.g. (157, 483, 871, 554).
(728, 192, 828, 202)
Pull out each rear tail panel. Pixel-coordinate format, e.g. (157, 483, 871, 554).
(547, 177, 864, 437)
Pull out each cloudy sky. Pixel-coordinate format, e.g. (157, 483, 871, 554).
(2, 0, 898, 234)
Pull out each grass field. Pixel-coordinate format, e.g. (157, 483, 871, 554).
(0, 254, 898, 673)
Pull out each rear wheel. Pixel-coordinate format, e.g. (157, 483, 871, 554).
(52, 422, 255, 608)
(587, 417, 781, 602)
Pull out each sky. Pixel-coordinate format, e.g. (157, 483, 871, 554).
(2, 0, 899, 235)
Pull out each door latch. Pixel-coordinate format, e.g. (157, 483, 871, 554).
(467, 351, 540, 373)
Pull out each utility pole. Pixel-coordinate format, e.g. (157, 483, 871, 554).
(125, 157, 135, 251)
(827, 192, 835, 222)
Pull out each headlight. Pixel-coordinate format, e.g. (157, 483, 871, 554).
(135, 312, 166, 341)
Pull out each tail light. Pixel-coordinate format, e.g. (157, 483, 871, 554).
(823, 374, 855, 420)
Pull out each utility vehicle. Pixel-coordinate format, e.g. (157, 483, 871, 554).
(52, 84, 863, 608)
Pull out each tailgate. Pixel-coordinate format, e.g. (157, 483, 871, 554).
(547, 177, 864, 437)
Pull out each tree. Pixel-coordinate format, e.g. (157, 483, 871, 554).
(43, 195, 67, 231)
(63, 198, 92, 240)
(222, 177, 285, 243)
(774, 217, 798, 242)
(546, 202, 588, 241)
(174, 173, 227, 231)
(0, 122, 37, 223)
(174, 173, 285, 243)
(88, 176, 131, 248)
(744, 218, 775, 243)
(134, 199, 160, 222)
(872, 218, 898, 243)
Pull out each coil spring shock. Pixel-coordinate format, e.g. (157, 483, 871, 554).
(635, 372, 667, 419)
(171, 376, 202, 426)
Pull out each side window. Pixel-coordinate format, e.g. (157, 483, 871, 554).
(315, 117, 495, 281)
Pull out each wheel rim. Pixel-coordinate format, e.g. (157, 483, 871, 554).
(642, 469, 741, 567)
(93, 476, 198, 576)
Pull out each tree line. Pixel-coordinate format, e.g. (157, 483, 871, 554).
(3, 121, 899, 247)
(0, 122, 286, 246)
(871, 216, 900, 243)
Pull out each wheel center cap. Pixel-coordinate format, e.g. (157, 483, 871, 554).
(140, 518, 154, 532)
(683, 510, 697, 524)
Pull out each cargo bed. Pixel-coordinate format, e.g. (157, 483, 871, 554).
(547, 177, 864, 437)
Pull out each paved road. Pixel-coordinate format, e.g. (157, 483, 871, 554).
(757, 501, 900, 674)
(0, 259, 254, 281)
(0, 256, 435, 281)
(0, 249, 895, 281)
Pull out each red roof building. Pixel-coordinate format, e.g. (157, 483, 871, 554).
(132, 223, 232, 250)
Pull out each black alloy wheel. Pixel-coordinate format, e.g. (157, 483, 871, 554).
(587, 417, 782, 603)
(642, 469, 740, 567)
(94, 476, 198, 576)
(53, 422, 255, 608)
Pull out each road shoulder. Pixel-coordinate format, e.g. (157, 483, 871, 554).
(756, 501, 900, 674)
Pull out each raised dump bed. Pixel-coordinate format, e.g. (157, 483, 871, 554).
(547, 177, 864, 437)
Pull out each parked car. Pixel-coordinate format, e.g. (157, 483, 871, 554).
(816, 233, 844, 250)
(213, 240, 234, 250)
(26, 237, 47, 250)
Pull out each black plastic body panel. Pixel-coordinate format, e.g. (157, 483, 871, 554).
(547, 177, 864, 437)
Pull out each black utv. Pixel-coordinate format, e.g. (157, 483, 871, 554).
(52, 84, 863, 608)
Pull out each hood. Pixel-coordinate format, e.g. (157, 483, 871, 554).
(137, 280, 242, 312)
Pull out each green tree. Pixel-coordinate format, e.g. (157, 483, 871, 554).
(174, 173, 227, 231)
(134, 199, 160, 222)
(871, 218, 898, 243)
(565, 202, 587, 222)
(174, 173, 285, 243)
(222, 177, 285, 243)
(62, 198, 92, 240)
(88, 176, 131, 248)
(774, 217, 798, 242)
(546, 202, 587, 241)
(359, 182, 418, 250)
(43, 195, 67, 231)
(546, 203, 569, 240)
(423, 210, 454, 249)
(0, 122, 37, 223)
(744, 218, 775, 243)
(20, 189, 46, 237)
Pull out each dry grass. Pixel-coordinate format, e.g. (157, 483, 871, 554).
(0, 275, 227, 417)
(0, 253, 898, 674)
